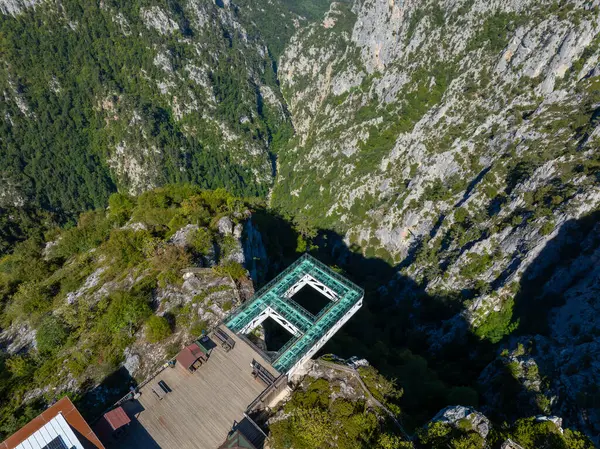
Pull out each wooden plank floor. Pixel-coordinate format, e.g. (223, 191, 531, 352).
(118, 326, 279, 449)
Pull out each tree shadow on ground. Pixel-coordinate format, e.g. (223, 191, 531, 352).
(75, 367, 135, 422)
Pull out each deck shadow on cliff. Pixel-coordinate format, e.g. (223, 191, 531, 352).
(249, 212, 497, 426)
(240, 208, 600, 432)
(75, 367, 136, 423)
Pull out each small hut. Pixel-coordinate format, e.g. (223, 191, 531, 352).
(176, 343, 208, 372)
(95, 406, 131, 444)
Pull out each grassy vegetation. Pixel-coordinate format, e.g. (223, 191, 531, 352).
(473, 297, 518, 343)
(268, 373, 406, 449)
(145, 315, 172, 343)
(0, 185, 253, 438)
(416, 415, 594, 449)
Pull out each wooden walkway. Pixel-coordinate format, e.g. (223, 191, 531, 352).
(118, 326, 278, 449)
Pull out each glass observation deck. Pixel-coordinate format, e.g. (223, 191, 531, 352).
(224, 254, 364, 374)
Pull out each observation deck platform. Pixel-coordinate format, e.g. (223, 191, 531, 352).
(113, 255, 362, 448)
(225, 253, 364, 375)
(117, 326, 276, 449)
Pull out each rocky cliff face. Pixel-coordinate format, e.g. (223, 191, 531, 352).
(276, 0, 600, 278)
(272, 0, 600, 439)
(0, 0, 41, 15)
(0, 0, 289, 211)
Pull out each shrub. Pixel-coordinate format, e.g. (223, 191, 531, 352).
(460, 252, 493, 279)
(36, 316, 68, 354)
(66, 352, 91, 378)
(102, 229, 149, 269)
(99, 291, 152, 336)
(188, 228, 213, 255)
(214, 261, 247, 280)
(539, 221, 555, 236)
(5, 355, 34, 378)
(52, 211, 112, 259)
(220, 235, 240, 259)
(145, 315, 172, 343)
(167, 215, 189, 235)
(454, 207, 469, 223)
(222, 300, 233, 312)
(296, 235, 308, 253)
(151, 245, 191, 273)
(190, 320, 208, 336)
(9, 281, 55, 319)
(108, 193, 135, 224)
(473, 298, 518, 343)
(358, 365, 403, 405)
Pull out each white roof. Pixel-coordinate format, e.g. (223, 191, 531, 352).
(14, 413, 85, 449)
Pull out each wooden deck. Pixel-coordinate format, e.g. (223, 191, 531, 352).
(117, 326, 279, 449)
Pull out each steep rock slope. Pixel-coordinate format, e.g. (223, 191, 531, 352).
(275, 0, 600, 278)
(266, 360, 595, 449)
(0, 0, 289, 212)
(271, 0, 600, 438)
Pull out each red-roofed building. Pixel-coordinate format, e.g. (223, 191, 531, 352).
(102, 407, 130, 431)
(176, 343, 208, 372)
(93, 406, 131, 446)
(0, 396, 104, 449)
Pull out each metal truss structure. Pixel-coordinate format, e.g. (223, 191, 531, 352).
(225, 254, 364, 375)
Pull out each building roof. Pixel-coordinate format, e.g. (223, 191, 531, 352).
(103, 407, 130, 431)
(217, 430, 257, 449)
(93, 406, 132, 445)
(0, 397, 104, 449)
(176, 343, 205, 369)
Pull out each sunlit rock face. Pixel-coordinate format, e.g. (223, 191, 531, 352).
(0, 0, 43, 15)
(273, 0, 600, 439)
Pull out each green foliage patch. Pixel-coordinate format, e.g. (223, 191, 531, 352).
(0, 185, 253, 438)
(268, 374, 406, 449)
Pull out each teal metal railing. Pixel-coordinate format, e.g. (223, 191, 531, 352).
(273, 288, 362, 372)
(224, 254, 364, 373)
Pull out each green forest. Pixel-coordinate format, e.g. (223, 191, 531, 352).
(0, 0, 598, 447)
(0, 0, 290, 213)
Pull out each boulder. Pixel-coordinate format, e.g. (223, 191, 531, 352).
(123, 347, 141, 376)
(169, 224, 199, 247)
(501, 439, 525, 449)
(432, 405, 491, 439)
(217, 216, 234, 235)
(535, 415, 563, 433)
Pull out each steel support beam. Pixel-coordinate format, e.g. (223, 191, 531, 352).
(283, 274, 339, 301)
(225, 254, 364, 374)
(287, 297, 363, 377)
(239, 306, 301, 337)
